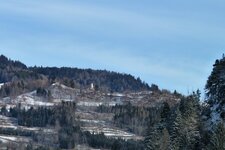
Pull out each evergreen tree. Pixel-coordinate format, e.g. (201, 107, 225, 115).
(208, 122, 225, 150)
(160, 102, 171, 122)
(145, 125, 170, 150)
(206, 56, 225, 104)
(169, 107, 182, 150)
(160, 128, 170, 150)
(179, 95, 201, 150)
(144, 124, 162, 150)
(205, 55, 225, 126)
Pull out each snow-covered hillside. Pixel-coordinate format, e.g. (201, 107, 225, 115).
(0, 82, 180, 149)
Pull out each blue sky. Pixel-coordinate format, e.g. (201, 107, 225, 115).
(0, 0, 225, 95)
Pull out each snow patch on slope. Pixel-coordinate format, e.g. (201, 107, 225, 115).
(0, 135, 17, 142)
(206, 103, 224, 130)
(77, 101, 117, 107)
(0, 135, 30, 143)
(16, 94, 54, 108)
(0, 83, 4, 89)
(0, 91, 55, 111)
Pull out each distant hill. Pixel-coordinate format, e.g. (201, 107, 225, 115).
(0, 55, 38, 83)
(0, 55, 150, 97)
(30, 66, 150, 92)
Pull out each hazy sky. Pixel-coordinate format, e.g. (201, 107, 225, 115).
(0, 0, 225, 95)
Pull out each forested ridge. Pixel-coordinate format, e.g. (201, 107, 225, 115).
(0, 55, 149, 94)
(30, 66, 150, 92)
